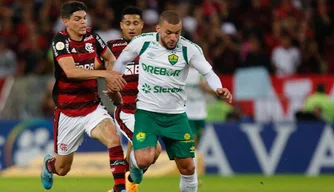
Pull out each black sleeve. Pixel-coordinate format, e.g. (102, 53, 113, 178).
(93, 32, 108, 57)
(52, 34, 71, 61)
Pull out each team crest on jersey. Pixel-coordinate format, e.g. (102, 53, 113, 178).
(136, 132, 146, 142)
(168, 54, 178, 65)
(85, 43, 94, 53)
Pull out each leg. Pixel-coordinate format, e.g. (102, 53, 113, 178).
(90, 118, 126, 192)
(130, 109, 160, 184)
(175, 158, 198, 192)
(161, 112, 198, 192)
(41, 111, 86, 190)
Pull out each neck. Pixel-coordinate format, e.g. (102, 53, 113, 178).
(67, 28, 83, 41)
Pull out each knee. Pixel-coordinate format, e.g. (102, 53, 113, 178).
(57, 165, 71, 176)
(135, 152, 154, 169)
(179, 162, 195, 175)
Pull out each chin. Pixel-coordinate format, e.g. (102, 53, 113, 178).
(166, 45, 176, 50)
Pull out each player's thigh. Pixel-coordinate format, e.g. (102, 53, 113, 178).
(86, 105, 119, 147)
(132, 109, 158, 151)
(54, 110, 86, 156)
(161, 113, 195, 160)
(114, 107, 135, 142)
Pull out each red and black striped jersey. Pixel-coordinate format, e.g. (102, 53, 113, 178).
(52, 28, 108, 117)
(107, 38, 139, 114)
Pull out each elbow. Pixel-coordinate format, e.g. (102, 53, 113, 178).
(64, 71, 76, 79)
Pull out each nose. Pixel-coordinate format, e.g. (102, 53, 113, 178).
(129, 24, 135, 30)
(81, 19, 87, 25)
(170, 34, 177, 42)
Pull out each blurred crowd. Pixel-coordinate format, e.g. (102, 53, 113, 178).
(1, 0, 334, 120)
(0, 0, 334, 78)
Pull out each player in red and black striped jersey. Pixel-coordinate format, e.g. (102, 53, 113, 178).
(105, 7, 161, 192)
(40, 2, 127, 192)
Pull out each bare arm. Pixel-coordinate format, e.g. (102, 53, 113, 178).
(101, 48, 116, 71)
(58, 56, 108, 79)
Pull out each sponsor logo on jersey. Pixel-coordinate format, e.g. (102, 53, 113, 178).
(75, 62, 94, 70)
(141, 83, 183, 94)
(71, 48, 77, 53)
(184, 133, 191, 140)
(168, 54, 178, 65)
(113, 42, 127, 47)
(141, 83, 151, 93)
(153, 86, 182, 93)
(142, 63, 181, 77)
(124, 62, 139, 75)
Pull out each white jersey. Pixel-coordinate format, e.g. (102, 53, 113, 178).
(185, 67, 207, 119)
(123, 32, 212, 114)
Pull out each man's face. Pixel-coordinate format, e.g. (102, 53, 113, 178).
(120, 14, 143, 40)
(63, 10, 87, 36)
(156, 20, 182, 50)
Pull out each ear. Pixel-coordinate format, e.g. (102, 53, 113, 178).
(120, 22, 123, 30)
(62, 18, 68, 27)
(140, 21, 144, 30)
(156, 25, 160, 32)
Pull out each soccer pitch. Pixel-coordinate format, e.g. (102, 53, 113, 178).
(0, 175, 333, 192)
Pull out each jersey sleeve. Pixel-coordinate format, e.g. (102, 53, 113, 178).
(52, 34, 71, 61)
(189, 44, 212, 76)
(93, 32, 108, 56)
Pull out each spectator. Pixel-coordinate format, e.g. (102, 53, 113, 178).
(239, 35, 273, 73)
(271, 34, 301, 76)
(0, 38, 17, 77)
(304, 83, 334, 123)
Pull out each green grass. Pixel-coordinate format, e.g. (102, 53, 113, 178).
(0, 175, 334, 192)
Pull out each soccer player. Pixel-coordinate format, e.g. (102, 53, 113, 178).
(185, 66, 215, 148)
(106, 7, 162, 192)
(113, 10, 232, 192)
(40, 2, 127, 192)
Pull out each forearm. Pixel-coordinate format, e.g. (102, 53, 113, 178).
(105, 60, 115, 71)
(66, 67, 107, 80)
(113, 50, 137, 74)
(203, 70, 223, 91)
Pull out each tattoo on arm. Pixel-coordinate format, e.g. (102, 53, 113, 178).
(102, 48, 116, 70)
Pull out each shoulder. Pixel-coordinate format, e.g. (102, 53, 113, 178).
(53, 31, 68, 42)
(107, 38, 125, 46)
(179, 36, 203, 54)
(131, 32, 157, 42)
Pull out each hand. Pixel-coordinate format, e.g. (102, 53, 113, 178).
(216, 88, 232, 103)
(105, 71, 127, 92)
(103, 90, 123, 106)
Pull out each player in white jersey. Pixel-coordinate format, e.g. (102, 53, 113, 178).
(185, 66, 215, 147)
(113, 10, 232, 192)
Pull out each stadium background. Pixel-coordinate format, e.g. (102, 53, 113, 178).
(0, 0, 334, 191)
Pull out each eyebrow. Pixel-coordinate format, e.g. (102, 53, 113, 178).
(74, 15, 86, 19)
(166, 29, 181, 33)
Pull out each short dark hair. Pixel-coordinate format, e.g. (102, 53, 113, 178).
(121, 6, 142, 19)
(61, 1, 87, 19)
(159, 10, 181, 25)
